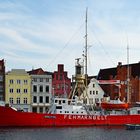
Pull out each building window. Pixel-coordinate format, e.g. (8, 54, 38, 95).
(95, 98, 99, 103)
(93, 91, 95, 95)
(39, 96, 43, 103)
(46, 96, 49, 103)
(39, 85, 43, 92)
(60, 74, 63, 80)
(46, 78, 49, 82)
(24, 80, 28, 84)
(9, 88, 13, 93)
(93, 84, 95, 88)
(33, 78, 37, 82)
(96, 91, 98, 95)
(9, 98, 13, 104)
(23, 98, 28, 104)
(32, 107, 37, 113)
(17, 89, 21, 93)
(9, 79, 13, 84)
(33, 96, 37, 103)
(57, 84, 60, 89)
(90, 91, 92, 95)
(89, 98, 93, 104)
(16, 98, 20, 104)
(17, 80, 21, 84)
(46, 85, 49, 92)
(0, 85, 3, 92)
(83, 98, 87, 104)
(0, 76, 3, 82)
(39, 107, 43, 113)
(40, 78, 43, 82)
(56, 74, 58, 80)
(24, 89, 28, 93)
(33, 85, 37, 92)
(45, 107, 49, 113)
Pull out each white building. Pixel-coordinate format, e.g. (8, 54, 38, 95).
(28, 68, 52, 113)
(83, 78, 105, 106)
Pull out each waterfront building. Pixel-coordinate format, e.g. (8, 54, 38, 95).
(5, 69, 31, 112)
(28, 68, 52, 113)
(52, 64, 71, 98)
(0, 59, 5, 102)
(97, 62, 140, 103)
(86, 78, 104, 106)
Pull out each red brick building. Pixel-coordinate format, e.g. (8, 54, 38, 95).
(52, 64, 71, 97)
(0, 59, 5, 101)
(97, 62, 140, 103)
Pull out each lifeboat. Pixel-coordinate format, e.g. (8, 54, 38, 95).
(101, 99, 129, 110)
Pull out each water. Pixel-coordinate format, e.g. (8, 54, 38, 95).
(0, 126, 139, 140)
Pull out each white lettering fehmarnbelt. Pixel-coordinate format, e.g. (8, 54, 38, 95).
(64, 115, 107, 120)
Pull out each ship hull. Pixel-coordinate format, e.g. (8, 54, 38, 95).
(1, 106, 140, 127)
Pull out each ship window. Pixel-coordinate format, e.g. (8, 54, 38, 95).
(65, 111, 67, 113)
(56, 106, 62, 109)
(67, 111, 69, 113)
(55, 100, 58, 103)
(81, 112, 83, 114)
(72, 111, 74, 113)
(77, 112, 79, 114)
(138, 110, 140, 114)
(60, 111, 62, 113)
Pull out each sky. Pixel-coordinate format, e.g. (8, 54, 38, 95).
(0, 0, 140, 77)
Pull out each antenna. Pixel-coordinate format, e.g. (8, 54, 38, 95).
(126, 34, 130, 103)
(85, 7, 88, 88)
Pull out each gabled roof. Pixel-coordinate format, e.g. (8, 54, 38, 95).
(97, 67, 116, 80)
(28, 68, 53, 75)
(97, 62, 140, 80)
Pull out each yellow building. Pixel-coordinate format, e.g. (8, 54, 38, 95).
(5, 69, 31, 112)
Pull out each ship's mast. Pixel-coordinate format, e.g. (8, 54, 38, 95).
(85, 7, 88, 88)
(127, 41, 130, 103)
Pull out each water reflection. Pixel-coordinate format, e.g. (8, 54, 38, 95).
(0, 126, 139, 140)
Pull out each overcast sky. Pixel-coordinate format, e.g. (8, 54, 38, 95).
(0, 0, 140, 77)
